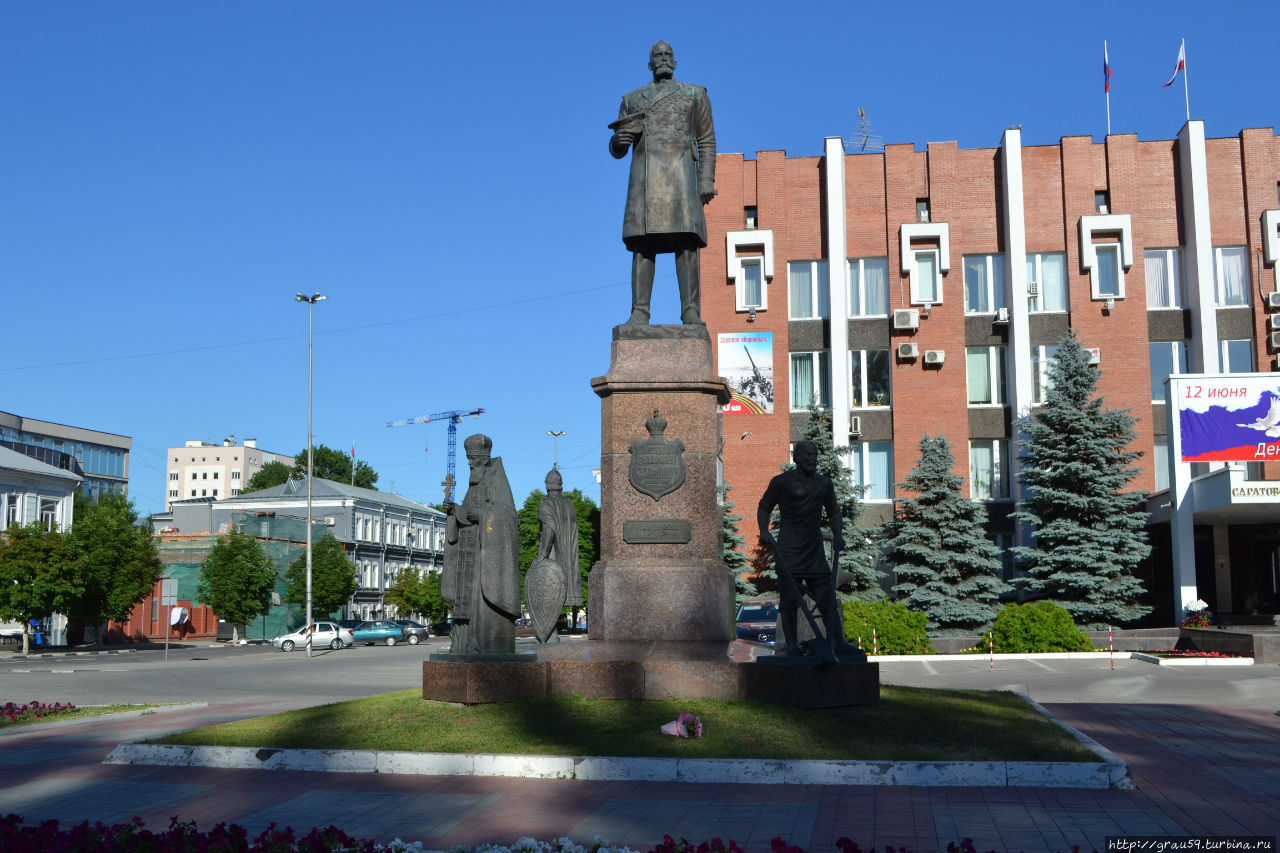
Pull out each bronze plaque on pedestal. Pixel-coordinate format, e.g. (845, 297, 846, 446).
(623, 519, 692, 544)
(628, 410, 686, 500)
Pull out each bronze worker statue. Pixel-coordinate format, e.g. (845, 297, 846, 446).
(610, 40, 716, 326)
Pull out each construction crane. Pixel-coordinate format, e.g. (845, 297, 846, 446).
(385, 407, 485, 505)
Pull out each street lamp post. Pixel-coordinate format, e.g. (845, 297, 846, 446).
(296, 292, 327, 658)
(547, 430, 565, 470)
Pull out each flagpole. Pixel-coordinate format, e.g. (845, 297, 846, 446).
(1181, 39, 1190, 121)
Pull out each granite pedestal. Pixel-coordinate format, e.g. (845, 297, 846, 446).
(587, 324, 734, 643)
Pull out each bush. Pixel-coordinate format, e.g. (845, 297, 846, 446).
(985, 601, 1095, 653)
(841, 599, 933, 655)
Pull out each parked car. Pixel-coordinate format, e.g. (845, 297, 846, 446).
(392, 619, 426, 645)
(338, 619, 364, 630)
(735, 598, 779, 644)
(430, 618, 453, 637)
(272, 621, 354, 652)
(350, 620, 409, 646)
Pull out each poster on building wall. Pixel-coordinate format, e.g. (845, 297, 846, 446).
(718, 332, 774, 415)
(1174, 374, 1280, 462)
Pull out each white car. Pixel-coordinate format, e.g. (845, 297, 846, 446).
(271, 621, 355, 652)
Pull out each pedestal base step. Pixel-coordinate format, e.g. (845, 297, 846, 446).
(422, 658, 878, 708)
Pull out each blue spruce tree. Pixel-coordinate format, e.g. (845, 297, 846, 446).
(721, 482, 756, 603)
(1011, 330, 1152, 628)
(882, 434, 1009, 634)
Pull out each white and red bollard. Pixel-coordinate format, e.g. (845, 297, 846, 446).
(989, 633, 995, 671)
(872, 628, 878, 657)
(1109, 627, 1115, 670)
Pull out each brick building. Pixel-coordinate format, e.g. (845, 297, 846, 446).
(702, 120, 1280, 624)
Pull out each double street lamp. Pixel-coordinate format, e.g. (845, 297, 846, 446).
(547, 430, 565, 470)
(296, 292, 326, 658)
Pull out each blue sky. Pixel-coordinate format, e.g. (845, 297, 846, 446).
(2, 1, 1275, 517)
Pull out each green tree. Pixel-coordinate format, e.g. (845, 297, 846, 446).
(0, 523, 82, 655)
(1012, 330, 1152, 628)
(196, 531, 276, 643)
(516, 487, 600, 607)
(385, 569, 448, 622)
(722, 482, 755, 603)
(67, 494, 163, 642)
(240, 461, 292, 495)
(293, 444, 378, 490)
(881, 434, 1009, 634)
(283, 532, 357, 618)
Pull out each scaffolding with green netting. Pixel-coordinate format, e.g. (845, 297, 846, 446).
(156, 512, 337, 641)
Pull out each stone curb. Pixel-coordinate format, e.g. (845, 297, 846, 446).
(103, 743, 1129, 789)
(1129, 652, 1254, 666)
(872, 652, 1133, 662)
(0, 702, 209, 739)
(103, 696, 1130, 790)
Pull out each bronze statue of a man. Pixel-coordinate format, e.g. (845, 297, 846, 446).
(610, 40, 716, 326)
(442, 434, 520, 655)
(757, 440, 859, 661)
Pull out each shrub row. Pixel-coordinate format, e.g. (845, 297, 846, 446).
(839, 599, 1095, 655)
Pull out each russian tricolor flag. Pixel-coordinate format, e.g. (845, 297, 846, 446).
(1103, 41, 1112, 93)
(1163, 39, 1185, 87)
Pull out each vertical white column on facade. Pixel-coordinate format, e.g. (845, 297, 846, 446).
(824, 136, 851, 446)
(1178, 121, 1218, 374)
(1000, 128, 1033, 544)
(1165, 376, 1199, 622)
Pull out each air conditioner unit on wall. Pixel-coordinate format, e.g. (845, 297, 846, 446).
(849, 415, 862, 437)
(994, 307, 1010, 323)
(893, 308, 920, 330)
(897, 342, 919, 360)
(1268, 291, 1280, 310)
(924, 349, 945, 365)
(1268, 315, 1280, 331)
(1027, 281, 1040, 298)
(1271, 331, 1280, 351)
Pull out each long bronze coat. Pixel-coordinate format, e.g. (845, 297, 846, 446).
(611, 79, 716, 252)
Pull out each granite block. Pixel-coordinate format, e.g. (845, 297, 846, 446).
(422, 660, 548, 704)
(545, 659, 646, 699)
(588, 563, 734, 642)
(740, 661, 880, 708)
(643, 659, 742, 700)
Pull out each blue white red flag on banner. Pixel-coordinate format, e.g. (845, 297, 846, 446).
(1162, 40, 1185, 87)
(1103, 41, 1111, 93)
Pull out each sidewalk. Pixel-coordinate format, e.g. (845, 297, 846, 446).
(1, 664, 1278, 852)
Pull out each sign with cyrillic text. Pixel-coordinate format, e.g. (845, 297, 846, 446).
(1174, 374, 1280, 462)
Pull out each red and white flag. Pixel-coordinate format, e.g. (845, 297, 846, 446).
(1162, 39, 1185, 87)
(1103, 41, 1112, 93)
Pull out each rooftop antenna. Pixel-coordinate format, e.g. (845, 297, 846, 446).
(850, 107, 883, 153)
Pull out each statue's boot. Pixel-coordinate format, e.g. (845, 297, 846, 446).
(627, 253, 653, 325)
(825, 608, 861, 656)
(779, 609, 802, 656)
(802, 637, 839, 665)
(676, 248, 702, 324)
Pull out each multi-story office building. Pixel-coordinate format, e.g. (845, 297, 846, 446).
(703, 120, 1280, 624)
(165, 437, 294, 510)
(0, 409, 130, 502)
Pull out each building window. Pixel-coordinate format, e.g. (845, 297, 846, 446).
(790, 351, 831, 410)
(1154, 436, 1170, 493)
(39, 498, 58, 531)
(911, 249, 941, 304)
(1091, 243, 1124, 299)
(1095, 191, 1109, 214)
(966, 347, 1007, 405)
(1026, 252, 1068, 312)
(191, 472, 198, 480)
(1219, 339, 1254, 373)
(1213, 246, 1250, 307)
(201, 489, 207, 497)
(848, 257, 888, 317)
(969, 440, 1010, 500)
(169, 472, 179, 481)
(212, 489, 218, 497)
(231, 470, 240, 480)
(851, 442, 894, 501)
(745, 206, 757, 229)
(1149, 341, 1188, 402)
(4, 494, 19, 528)
(231, 488, 240, 496)
(1145, 248, 1185, 309)
(850, 349, 891, 408)
(963, 254, 1006, 314)
(168, 489, 178, 498)
(1031, 344, 1059, 404)
(739, 258, 764, 310)
(212, 472, 218, 480)
(916, 199, 930, 222)
(788, 260, 829, 319)
(202, 472, 208, 480)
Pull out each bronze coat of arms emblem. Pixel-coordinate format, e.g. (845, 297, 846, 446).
(628, 410, 686, 501)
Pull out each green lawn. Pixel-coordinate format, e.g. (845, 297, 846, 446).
(150, 687, 1097, 763)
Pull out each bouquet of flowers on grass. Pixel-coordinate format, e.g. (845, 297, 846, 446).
(1180, 599, 1213, 629)
(659, 712, 703, 738)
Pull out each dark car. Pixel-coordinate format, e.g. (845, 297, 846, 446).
(430, 618, 453, 637)
(338, 619, 363, 630)
(350, 620, 408, 646)
(392, 619, 426, 645)
(735, 598, 779, 644)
